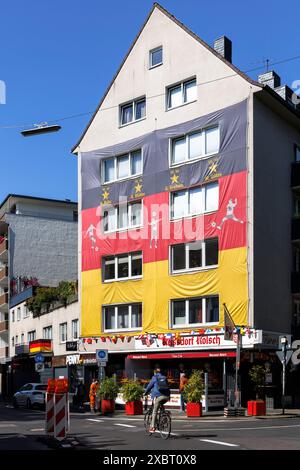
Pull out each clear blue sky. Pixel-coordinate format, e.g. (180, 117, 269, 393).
(0, 0, 298, 204)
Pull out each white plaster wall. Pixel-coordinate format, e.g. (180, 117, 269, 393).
(9, 301, 79, 358)
(77, 7, 260, 153)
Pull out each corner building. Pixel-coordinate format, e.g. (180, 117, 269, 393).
(73, 4, 300, 407)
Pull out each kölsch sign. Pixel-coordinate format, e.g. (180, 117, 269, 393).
(66, 341, 78, 352)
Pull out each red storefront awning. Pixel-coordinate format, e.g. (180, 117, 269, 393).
(128, 351, 236, 360)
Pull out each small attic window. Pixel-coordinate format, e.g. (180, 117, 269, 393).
(149, 46, 163, 69)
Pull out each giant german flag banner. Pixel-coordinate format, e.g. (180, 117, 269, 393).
(80, 100, 248, 337)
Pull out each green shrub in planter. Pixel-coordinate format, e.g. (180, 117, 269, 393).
(120, 379, 144, 403)
(97, 377, 119, 400)
(249, 365, 266, 400)
(182, 370, 204, 403)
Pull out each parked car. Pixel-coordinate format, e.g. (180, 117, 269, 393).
(13, 383, 47, 409)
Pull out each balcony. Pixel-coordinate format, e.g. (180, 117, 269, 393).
(0, 320, 8, 333)
(0, 292, 8, 312)
(0, 266, 8, 288)
(292, 272, 300, 293)
(292, 163, 300, 189)
(0, 238, 8, 263)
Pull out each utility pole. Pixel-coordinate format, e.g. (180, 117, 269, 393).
(280, 336, 287, 415)
(235, 329, 242, 409)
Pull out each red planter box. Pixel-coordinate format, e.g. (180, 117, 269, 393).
(125, 401, 143, 415)
(247, 400, 266, 416)
(186, 402, 202, 417)
(101, 399, 115, 414)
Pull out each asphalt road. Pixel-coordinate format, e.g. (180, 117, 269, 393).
(1, 403, 300, 451)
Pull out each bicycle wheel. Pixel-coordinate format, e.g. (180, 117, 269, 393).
(158, 412, 171, 440)
(144, 409, 153, 436)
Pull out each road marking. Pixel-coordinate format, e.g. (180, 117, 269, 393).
(200, 439, 239, 447)
(86, 419, 104, 423)
(114, 423, 136, 428)
(30, 428, 44, 432)
(0, 424, 17, 427)
(173, 423, 300, 432)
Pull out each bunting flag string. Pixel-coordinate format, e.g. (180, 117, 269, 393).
(79, 325, 256, 346)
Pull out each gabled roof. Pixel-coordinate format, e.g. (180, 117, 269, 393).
(71, 2, 262, 154)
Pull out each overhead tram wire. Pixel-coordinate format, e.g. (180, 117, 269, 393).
(1, 52, 300, 132)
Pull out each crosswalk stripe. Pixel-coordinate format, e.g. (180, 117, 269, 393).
(200, 439, 239, 447)
(114, 423, 136, 428)
(86, 418, 104, 423)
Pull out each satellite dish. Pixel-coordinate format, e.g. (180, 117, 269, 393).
(21, 123, 61, 136)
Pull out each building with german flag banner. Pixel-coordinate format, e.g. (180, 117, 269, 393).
(72, 4, 300, 407)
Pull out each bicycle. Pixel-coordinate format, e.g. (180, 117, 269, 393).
(144, 397, 172, 440)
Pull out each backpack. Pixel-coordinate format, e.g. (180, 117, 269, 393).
(156, 375, 170, 395)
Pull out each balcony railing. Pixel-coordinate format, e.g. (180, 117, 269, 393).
(292, 162, 300, 188)
(0, 320, 8, 333)
(0, 239, 8, 262)
(0, 292, 8, 311)
(0, 266, 8, 285)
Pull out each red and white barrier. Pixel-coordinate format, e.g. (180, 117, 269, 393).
(45, 378, 69, 442)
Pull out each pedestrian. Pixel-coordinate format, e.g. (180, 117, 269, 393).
(179, 372, 188, 412)
(76, 378, 86, 411)
(89, 378, 99, 413)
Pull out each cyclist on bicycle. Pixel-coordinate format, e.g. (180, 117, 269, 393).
(144, 367, 170, 433)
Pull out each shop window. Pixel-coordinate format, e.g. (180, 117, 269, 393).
(103, 251, 142, 282)
(171, 296, 219, 327)
(103, 303, 142, 332)
(171, 238, 218, 273)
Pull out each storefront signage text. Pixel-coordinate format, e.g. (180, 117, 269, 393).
(163, 335, 221, 347)
(66, 354, 81, 365)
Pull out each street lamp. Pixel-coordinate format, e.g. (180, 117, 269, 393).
(280, 336, 288, 415)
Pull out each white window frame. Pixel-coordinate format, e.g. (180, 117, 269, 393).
(11, 337, 14, 347)
(23, 305, 29, 318)
(59, 322, 68, 343)
(119, 97, 146, 127)
(15, 335, 18, 345)
(72, 319, 79, 340)
(21, 333, 24, 344)
(17, 307, 21, 321)
(103, 200, 143, 234)
(170, 239, 218, 274)
(149, 46, 163, 69)
(170, 183, 219, 220)
(102, 149, 143, 184)
(103, 251, 143, 283)
(166, 78, 197, 110)
(11, 310, 15, 322)
(169, 127, 220, 167)
(28, 330, 36, 342)
(170, 296, 219, 328)
(43, 325, 53, 340)
(103, 303, 143, 333)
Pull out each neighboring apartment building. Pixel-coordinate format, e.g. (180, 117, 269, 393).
(9, 296, 79, 394)
(0, 194, 78, 396)
(72, 4, 300, 406)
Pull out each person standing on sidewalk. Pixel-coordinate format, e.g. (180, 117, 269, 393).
(89, 378, 99, 413)
(179, 372, 188, 412)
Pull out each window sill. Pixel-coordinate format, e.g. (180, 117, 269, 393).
(170, 265, 218, 276)
(102, 173, 143, 186)
(166, 99, 197, 112)
(119, 117, 146, 129)
(103, 328, 142, 333)
(171, 322, 218, 329)
(103, 276, 143, 284)
(149, 62, 163, 70)
(170, 151, 219, 168)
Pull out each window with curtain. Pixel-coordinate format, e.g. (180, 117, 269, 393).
(167, 78, 197, 109)
(171, 296, 219, 327)
(103, 303, 142, 331)
(103, 251, 143, 281)
(103, 150, 143, 183)
(120, 98, 146, 125)
(170, 127, 219, 165)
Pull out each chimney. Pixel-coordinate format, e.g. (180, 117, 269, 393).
(214, 36, 232, 63)
(258, 70, 281, 89)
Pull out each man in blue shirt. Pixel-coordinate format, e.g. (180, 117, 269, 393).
(144, 367, 170, 433)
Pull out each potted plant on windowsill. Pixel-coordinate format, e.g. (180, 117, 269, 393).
(247, 365, 266, 416)
(120, 379, 144, 415)
(97, 377, 119, 414)
(182, 370, 204, 417)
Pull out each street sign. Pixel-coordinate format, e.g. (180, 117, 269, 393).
(35, 363, 44, 372)
(96, 349, 108, 363)
(99, 361, 107, 367)
(35, 353, 45, 363)
(276, 350, 293, 364)
(66, 341, 78, 352)
(279, 335, 292, 349)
